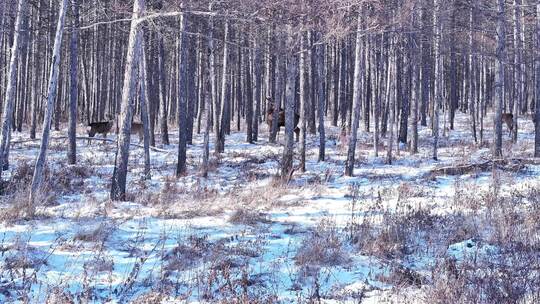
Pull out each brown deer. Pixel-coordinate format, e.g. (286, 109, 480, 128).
(501, 113, 514, 136)
(266, 103, 300, 141)
(130, 122, 144, 142)
(87, 120, 114, 144)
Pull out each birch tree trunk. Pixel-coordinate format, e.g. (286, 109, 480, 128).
(345, 14, 363, 176)
(110, 0, 145, 200)
(0, 0, 27, 180)
(30, 0, 68, 206)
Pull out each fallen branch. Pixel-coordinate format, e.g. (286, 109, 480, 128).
(10, 136, 170, 153)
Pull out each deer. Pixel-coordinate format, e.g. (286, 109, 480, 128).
(87, 120, 114, 144)
(501, 113, 514, 137)
(130, 122, 144, 142)
(266, 100, 300, 142)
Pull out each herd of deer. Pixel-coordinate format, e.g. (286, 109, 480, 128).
(86, 107, 532, 144)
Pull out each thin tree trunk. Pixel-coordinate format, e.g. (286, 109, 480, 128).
(30, 0, 68, 206)
(433, 0, 441, 161)
(110, 0, 145, 200)
(216, 21, 229, 153)
(68, 0, 80, 165)
(316, 36, 326, 162)
(512, 0, 522, 143)
(299, 33, 307, 172)
(176, 7, 187, 176)
(535, 2, 540, 157)
(281, 28, 298, 182)
(0, 0, 27, 178)
(493, 0, 506, 158)
(140, 46, 151, 179)
(252, 39, 262, 142)
(245, 37, 254, 144)
(469, 1, 478, 144)
(345, 14, 363, 176)
(158, 37, 169, 145)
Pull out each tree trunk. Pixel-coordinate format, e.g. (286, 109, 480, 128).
(252, 39, 262, 142)
(512, 0, 522, 143)
(0, 0, 27, 178)
(535, 2, 540, 157)
(245, 37, 254, 144)
(158, 37, 169, 145)
(110, 0, 145, 200)
(316, 36, 326, 162)
(433, 0, 441, 161)
(280, 28, 298, 182)
(30, 0, 68, 206)
(493, 0, 506, 158)
(469, 1, 478, 144)
(345, 14, 363, 176)
(68, 0, 80, 165)
(216, 21, 229, 153)
(139, 46, 151, 179)
(176, 8, 188, 176)
(299, 33, 307, 172)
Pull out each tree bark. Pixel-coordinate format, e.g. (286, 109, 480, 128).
(139, 46, 152, 179)
(176, 7, 188, 176)
(30, 0, 68, 206)
(299, 33, 307, 172)
(345, 14, 363, 176)
(316, 36, 326, 162)
(110, 0, 145, 200)
(0, 0, 27, 178)
(280, 28, 298, 182)
(493, 0, 506, 158)
(68, 0, 80, 165)
(535, 2, 540, 157)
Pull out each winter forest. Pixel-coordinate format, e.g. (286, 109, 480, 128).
(0, 0, 540, 302)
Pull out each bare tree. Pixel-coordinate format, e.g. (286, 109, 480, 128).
(493, 0, 506, 158)
(535, 2, 540, 157)
(140, 45, 152, 179)
(110, 0, 145, 200)
(30, 0, 68, 205)
(345, 13, 363, 177)
(176, 6, 188, 176)
(0, 0, 27, 180)
(432, 0, 441, 161)
(280, 27, 298, 182)
(68, 0, 80, 165)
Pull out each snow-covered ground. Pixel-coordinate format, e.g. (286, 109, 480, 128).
(1, 112, 539, 303)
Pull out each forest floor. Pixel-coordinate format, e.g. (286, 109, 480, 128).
(1, 112, 540, 303)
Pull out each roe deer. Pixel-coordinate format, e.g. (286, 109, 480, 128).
(130, 122, 144, 142)
(87, 121, 114, 143)
(501, 113, 514, 136)
(266, 103, 300, 141)
(338, 126, 349, 154)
